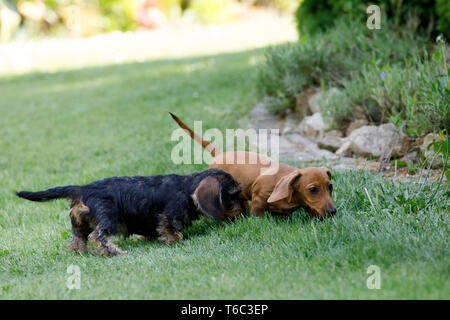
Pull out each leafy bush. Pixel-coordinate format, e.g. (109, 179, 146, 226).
(414, 41, 450, 134)
(295, 0, 450, 39)
(98, 0, 139, 31)
(257, 19, 426, 112)
(325, 48, 449, 136)
(295, 0, 366, 35)
(258, 17, 449, 137)
(436, 0, 450, 40)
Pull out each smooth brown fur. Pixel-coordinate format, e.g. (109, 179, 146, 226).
(170, 113, 337, 218)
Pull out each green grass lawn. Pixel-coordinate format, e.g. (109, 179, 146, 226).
(0, 39, 449, 299)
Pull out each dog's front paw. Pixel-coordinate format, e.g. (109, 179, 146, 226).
(96, 246, 127, 257)
(157, 230, 183, 245)
(67, 237, 88, 253)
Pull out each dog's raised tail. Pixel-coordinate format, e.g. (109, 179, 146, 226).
(169, 112, 218, 157)
(16, 186, 81, 202)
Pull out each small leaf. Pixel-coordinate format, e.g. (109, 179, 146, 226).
(433, 140, 449, 154)
(61, 231, 70, 240)
(432, 50, 441, 62)
(391, 160, 408, 167)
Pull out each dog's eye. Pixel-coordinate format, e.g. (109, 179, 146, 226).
(329, 184, 333, 192)
(309, 187, 318, 194)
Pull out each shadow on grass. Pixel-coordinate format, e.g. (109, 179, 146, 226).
(116, 218, 229, 250)
(0, 46, 268, 98)
(116, 207, 314, 252)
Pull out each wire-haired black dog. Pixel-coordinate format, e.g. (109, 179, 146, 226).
(16, 168, 242, 256)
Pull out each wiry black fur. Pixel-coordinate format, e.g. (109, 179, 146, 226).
(16, 168, 242, 256)
(17, 186, 82, 202)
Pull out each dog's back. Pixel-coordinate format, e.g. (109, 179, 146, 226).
(209, 151, 296, 200)
(169, 112, 298, 200)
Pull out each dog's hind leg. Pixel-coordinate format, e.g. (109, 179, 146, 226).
(68, 226, 90, 253)
(156, 213, 183, 245)
(88, 226, 127, 256)
(83, 201, 127, 256)
(68, 200, 91, 253)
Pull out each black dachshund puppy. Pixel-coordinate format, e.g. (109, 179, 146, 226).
(16, 168, 242, 256)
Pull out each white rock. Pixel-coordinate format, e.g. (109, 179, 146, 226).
(298, 112, 327, 140)
(348, 123, 403, 158)
(345, 119, 368, 137)
(419, 133, 442, 169)
(308, 87, 340, 114)
(318, 130, 345, 152)
(283, 133, 337, 160)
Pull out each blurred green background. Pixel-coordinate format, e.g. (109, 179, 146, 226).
(0, 0, 298, 41)
(296, 0, 449, 39)
(1, 1, 448, 43)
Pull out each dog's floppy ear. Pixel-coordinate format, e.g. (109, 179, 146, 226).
(267, 170, 302, 203)
(320, 167, 332, 179)
(193, 176, 224, 220)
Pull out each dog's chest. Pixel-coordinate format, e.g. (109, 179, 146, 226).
(171, 207, 196, 231)
(267, 201, 299, 215)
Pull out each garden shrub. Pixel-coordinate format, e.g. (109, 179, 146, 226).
(258, 16, 449, 137)
(295, 0, 366, 35)
(257, 19, 426, 113)
(436, 0, 450, 39)
(295, 0, 450, 39)
(325, 49, 449, 136)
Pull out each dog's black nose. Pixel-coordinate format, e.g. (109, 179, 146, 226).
(327, 208, 337, 215)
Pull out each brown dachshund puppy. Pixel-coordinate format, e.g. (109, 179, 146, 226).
(170, 113, 337, 218)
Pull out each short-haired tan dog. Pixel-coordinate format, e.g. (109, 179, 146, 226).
(170, 113, 337, 218)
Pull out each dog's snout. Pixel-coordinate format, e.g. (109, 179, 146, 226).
(327, 207, 337, 215)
